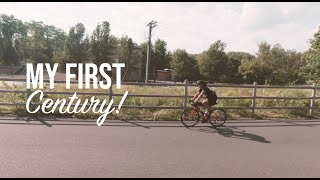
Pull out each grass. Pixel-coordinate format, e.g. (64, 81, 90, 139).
(0, 81, 319, 121)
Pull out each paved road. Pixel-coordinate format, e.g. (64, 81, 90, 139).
(0, 116, 320, 178)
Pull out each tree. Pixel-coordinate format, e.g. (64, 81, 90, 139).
(29, 21, 55, 64)
(224, 57, 242, 83)
(303, 27, 320, 84)
(239, 42, 306, 85)
(241, 42, 282, 84)
(152, 39, 171, 71)
(227, 51, 255, 62)
(0, 35, 3, 64)
(51, 28, 67, 69)
(239, 57, 271, 84)
(0, 14, 27, 65)
(227, 51, 255, 84)
(89, 21, 117, 80)
(239, 42, 272, 84)
(285, 50, 306, 84)
(165, 51, 173, 68)
(64, 23, 88, 79)
(198, 40, 229, 82)
(171, 49, 200, 81)
(19, 21, 67, 65)
(117, 35, 141, 80)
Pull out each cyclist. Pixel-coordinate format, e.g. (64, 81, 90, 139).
(191, 80, 217, 120)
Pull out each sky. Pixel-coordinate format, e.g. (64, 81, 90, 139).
(0, 2, 319, 54)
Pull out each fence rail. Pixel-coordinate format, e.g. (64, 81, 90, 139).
(0, 78, 318, 116)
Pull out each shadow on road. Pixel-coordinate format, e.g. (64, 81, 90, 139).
(0, 117, 272, 143)
(120, 119, 151, 129)
(0, 117, 319, 131)
(187, 126, 271, 143)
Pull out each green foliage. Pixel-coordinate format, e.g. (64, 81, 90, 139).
(198, 40, 232, 82)
(1, 81, 50, 116)
(0, 14, 26, 65)
(0, 15, 66, 65)
(117, 35, 141, 79)
(139, 39, 172, 79)
(62, 23, 88, 79)
(239, 42, 306, 85)
(89, 21, 116, 65)
(227, 51, 255, 61)
(1, 81, 27, 115)
(139, 42, 149, 78)
(89, 21, 117, 79)
(152, 39, 171, 70)
(65, 23, 88, 64)
(171, 49, 200, 81)
(303, 27, 320, 85)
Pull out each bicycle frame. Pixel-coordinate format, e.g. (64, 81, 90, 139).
(181, 99, 227, 127)
(190, 103, 207, 120)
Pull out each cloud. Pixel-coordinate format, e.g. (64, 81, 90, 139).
(240, 2, 288, 31)
(0, 2, 318, 54)
(237, 2, 320, 53)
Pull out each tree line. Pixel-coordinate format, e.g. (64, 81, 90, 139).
(0, 14, 319, 85)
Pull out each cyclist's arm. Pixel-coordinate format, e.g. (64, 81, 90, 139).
(191, 92, 200, 101)
(194, 91, 204, 102)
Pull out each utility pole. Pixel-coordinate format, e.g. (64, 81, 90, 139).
(145, 20, 157, 83)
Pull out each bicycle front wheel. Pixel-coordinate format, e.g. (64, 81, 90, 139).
(208, 109, 227, 127)
(180, 108, 200, 127)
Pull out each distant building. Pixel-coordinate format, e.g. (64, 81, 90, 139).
(154, 69, 172, 81)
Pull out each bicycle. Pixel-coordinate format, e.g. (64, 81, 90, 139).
(180, 99, 227, 128)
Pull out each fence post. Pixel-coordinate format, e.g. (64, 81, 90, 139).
(26, 88, 31, 103)
(26, 88, 31, 97)
(309, 83, 317, 116)
(251, 82, 257, 117)
(11, 65, 13, 78)
(183, 79, 188, 109)
(26, 88, 31, 113)
(109, 84, 113, 102)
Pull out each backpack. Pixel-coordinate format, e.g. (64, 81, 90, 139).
(211, 90, 218, 105)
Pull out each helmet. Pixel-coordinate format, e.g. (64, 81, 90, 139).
(196, 80, 206, 86)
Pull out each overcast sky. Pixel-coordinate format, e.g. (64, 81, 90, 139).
(1, 2, 319, 54)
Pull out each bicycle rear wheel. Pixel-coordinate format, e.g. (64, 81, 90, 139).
(208, 109, 227, 127)
(180, 108, 200, 127)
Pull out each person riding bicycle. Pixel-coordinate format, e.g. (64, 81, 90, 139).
(191, 80, 217, 120)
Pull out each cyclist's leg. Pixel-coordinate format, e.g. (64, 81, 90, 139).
(200, 100, 212, 122)
(202, 99, 210, 110)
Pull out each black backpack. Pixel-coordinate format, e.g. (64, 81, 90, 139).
(211, 90, 218, 104)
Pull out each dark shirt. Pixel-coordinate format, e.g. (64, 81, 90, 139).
(198, 86, 213, 97)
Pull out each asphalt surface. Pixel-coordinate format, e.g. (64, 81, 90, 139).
(0, 116, 320, 178)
